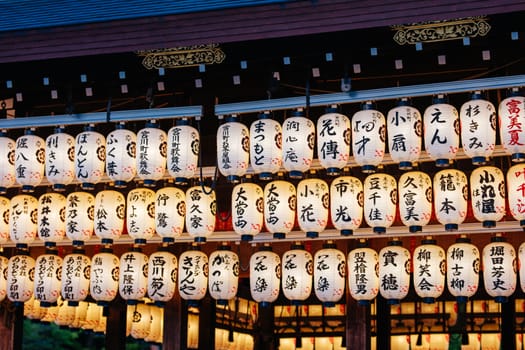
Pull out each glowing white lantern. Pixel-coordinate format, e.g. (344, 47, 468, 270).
(45, 127, 75, 191)
(378, 241, 411, 304)
(217, 115, 250, 183)
(423, 97, 460, 167)
(83, 302, 102, 331)
(34, 251, 63, 307)
(61, 249, 91, 306)
(363, 173, 397, 233)
(250, 246, 281, 307)
(155, 186, 185, 243)
(387, 99, 422, 170)
(130, 303, 151, 340)
(208, 246, 239, 304)
(317, 107, 351, 175)
(145, 305, 163, 343)
(460, 92, 497, 165)
(9, 194, 38, 247)
(55, 300, 76, 327)
(136, 121, 167, 187)
(37, 193, 66, 246)
(106, 123, 137, 188)
(90, 248, 120, 306)
(147, 249, 178, 305)
(351, 102, 386, 173)
(71, 301, 89, 327)
(7, 253, 35, 305)
(75, 125, 106, 190)
(507, 164, 525, 228)
(330, 176, 363, 236)
(250, 112, 282, 180)
(282, 243, 313, 304)
(232, 182, 264, 241)
(0, 133, 15, 193)
(433, 169, 468, 231)
(119, 249, 148, 304)
(518, 242, 525, 293)
(482, 236, 517, 303)
(65, 192, 94, 245)
(167, 120, 200, 185)
(398, 171, 432, 233)
(413, 239, 446, 303)
(126, 188, 155, 244)
(15, 129, 45, 192)
(313, 242, 345, 307)
(348, 243, 379, 305)
(282, 110, 315, 179)
(470, 166, 506, 228)
(178, 248, 208, 306)
(94, 190, 125, 244)
(185, 185, 216, 243)
(499, 90, 525, 162)
(0, 196, 10, 245)
(447, 236, 480, 302)
(297, 178, 329, 238)
(264, 180, 296, 239)
(0, 255, 8, 302)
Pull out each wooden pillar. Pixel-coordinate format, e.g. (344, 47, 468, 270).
(163, 292, 185, 350)
(255, 304, 276, 350)
(346, 298, 371, 350)
(0, 302, 14, 350)
(375, 295, 390, 350)
(10, 302, 23, 350)
(105, 296, 127, 349)
(500, 297, 516, 350)
(198, 296, 216, 349)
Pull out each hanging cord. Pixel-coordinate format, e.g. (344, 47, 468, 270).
(196, 116, 219, 195)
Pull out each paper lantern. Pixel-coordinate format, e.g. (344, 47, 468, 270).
(330, 176, 363, 236)
(178, 248, 208, 305)
(507, 164, 525, 228)
(83, 302, 102, 331)
(351, 102, 386, 173)
(7, 253, 35, 305)
(136, 121, 167, 187)
(363, 173, 397, 233)
(90, 248, 120, 306)
(447, 236, 480, 302)
(167, 120, 199, 185)
(54, 300, 76, 327)
(413, 239, 446, 303)
(398, 171, 432, 233)
(470, 166, 506, 228)
(65, 191, 94, 245)
(378, 240, 411, 304)
(130, 303, 151, 340)
(460, 92, 496, 165)
(387, 99, 422, 170)
(61, 249, 91, 306)
(71, 301, 89, 327)
(232, 182, 264, 241)
(185, 185, 216, 243)
(297, 178, 329, 238)
(147, 248, 178, 305)
(282, 243, 313, 304)
(126, 188, 155, 243)
(15, 129, 45, 191)
(313, 242, 345, 307)
(9, 194, 38, 247)
(433, 169, 468, 231)
(518, 242, 525, 293)
(145, 305, 163, 343)
(208, 246, 239, 304)
(155, 186, 185, 243)
(94, 190, 125, 244)
(119, 248, 149, 304)
(0, 196, 10, 245)
(34, 251, 63, 307)
(0, 132, 15, 193)
(75, 125, 105, 190)
(0, 255, 8, 302)
(347, 243, 379, 305)
(317, 107, 351, 175)
(264, 180, 296, 239)
(499, 90, 525, 162)
(45, 127, 75, 191)
(105, 123, 137, 188)
(217, 115, 250, 183)
(282, 109, 315, 179)
(250, 112, 282, 180)
(37, 193, 66, 246)
(482, 236, 517, 303)
(250, 246, 281, 307)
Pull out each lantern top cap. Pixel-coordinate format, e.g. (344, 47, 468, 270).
(290, 109, 304, 117)
(387, 239, 402, 246)
(145, 120, 159, 128)
(357, 239, 368, 248)
(259, 244, 273, 252)
(176, 118, 190, 126)
(290, 242, 305, 250)
(324, 105, 339, 113)
(490, 235, 506, 242)
(397, 98, 410, 106)
(258, 111, 271, 119)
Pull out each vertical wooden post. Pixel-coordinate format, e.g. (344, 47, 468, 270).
(11, 303, 23, 350)
(105, 296, 127, 349)
(500, 297, 516, 350)
(0, 301, 15, 350)
(255, 304, 276, 350)
(198, 296, 216, 349)
(162, 293, 184, 350)
(375, 295, 390, 350)
(346, 299, 371, 350)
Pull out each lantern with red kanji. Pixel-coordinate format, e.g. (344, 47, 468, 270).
(217, 115, 250, 184)
(351, 101, 386, 173)
(398, 171, 432, 233)
(282, 109, 315, 179)
(167, 119, 200, 185)
(317, 106, 351, 176)
(75, 125, 105, 190)
(470, 166, 506, 228)
(330, 176, 363, 236)
(250, 112, 282, 180)
(506, 164, 525, 229)
(105, 123, 137, 188)
(433, 169, 468, 231)
(499, 89, 525, 162)
(387, 99, 422, 170)
(296, 178, 329, 238)
(45, 127, 75, 191)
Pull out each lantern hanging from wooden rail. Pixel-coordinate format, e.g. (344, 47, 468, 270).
(348, 241, 379, 305)
(282, 243, 313, 305)
(126, 187, 156, 244)
(15, 129, 45, 192)
(518, 242, 525, 294)
(208, 245, 239, 305)
(363, 173, 397, 234)
(119, 247, 148, 304)
(9, 194, 38, 248)
(167, 119, 200, 185)
(217, 115, 250, 184)
(317, 106, 351, 176)
(447, 236, 479, 303)
(130, 303, 151, 340)
(506, 164, 525, 229)
(482, 235, 517, 303)
(147, 247, 178, 306)
(45, 127, 75, 191)
(71, 300, 89, 327)
(65, 191, 95, 246)
(90, 246, 120, 306)
(387, 98, 422, 170)
(136, 120, 167, 187)
(155, 186, 185, 243)
(61, 247, 91, 306)
(232, 181, 264, 241)
(37, 192, 66, 247)
(398, 171, 432, 233)
(34, 248, 63, 307)
(499, 88, 525, 162)
(54, 300, 76, 327)
(185, 185, 216, 243)
(351, 101, 386, 173)
(330, 176, 363, 236)
(264, 180, 296, 239)
(378, 240, 411, 304)
(0, 132, 15, 193)
(297, 177, 329, 238)
(145, 304, 164, 343)
(413, 238, 446, 303)
(75, 124, 105, 190)
(470, 166, 506, 228)
(282, 109, 315, 179)
(250, 112, 282, 181)
(0, 196, 10, 245)
(94, 190, 125, 245)
(250, 245, 281, 307)
(313, 241, 346, 307)
(178, 247, 208, 306)
(7, 251, 35, 305)
(433, 169, 468, 231)
(83, 302, 103, 331)
(105, 122, 137, 188)
(0, 254, 8, 302)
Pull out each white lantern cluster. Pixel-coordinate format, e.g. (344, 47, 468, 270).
(413, 238, 446, 303)
(330, 176, 363, 236)
(136, 121, 167, 187)
(45, 127, 75, 191)
(250, 112, 282, 180)
(217, 115, 250, 183)
(378, 240, 411, 304)
(470, 166, 506, 228)
(105, 123, 137, 188)
(348, 241, 379, 305)
(499, 89, 525, 162)
(297, 178, 329, 238)
(316, 106, 351, 176)
(264, 180, 296, 239)
(232, 182, 264, 241)
(250, 245, 281, 307)
(282, 109, 315, 179)
(352, 101, 386, 173)
(482, 236, 517, 303)
(433, 169, 468, 231)
(167, 119, 200, 185)
(75, 124, 105, 190)
(208, 246, 239, 304)
(282, 243, 313, 304)
(363, 173, 397, 233)
(387, 99, 422, 170)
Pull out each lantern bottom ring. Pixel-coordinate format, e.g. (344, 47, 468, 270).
(472, 156, 488, 165)
(258, 172, 273, 181)
(259, 301, 271, 308)
(387, 299, 400, 305)
(435, 159, 451, 167)
(126, 299, 139, 305)
(357, 300, 371, 306)
(361, 165, 376, 174)
(113, 180, 128, 188)
(422, 297, 435, 304)
(340, 229, 353, 236)
(67, 301, 80, 307)
(456, 296, 469, 303)
(326, 167, 341, 176)
(445, 223, 458, 231)
(482, 220, 496, 228)
(52, 183, 66, 191)
(143, 179, 157, 187)
(226, 175, 241, 184)
(322, 301, 336, 308)
(194, 236, 207, 243)
(306, 231, 319, 238)
(21, 185, 35, 192)
(81, 182, 95, 191)
(511, 153, 525, 162)
(273, 232, 286, 239)
(398, 161, 413, 170)
(495, 296, 509, 303)
(409, 225, 422, 233)
(373, 227, 386, 234)
(0, 186, 6, 194)
(175, 177, 189, 185)
(288, 170, 304, 179)
(241, 234, 253, 242)
(162, 237, 175, 243)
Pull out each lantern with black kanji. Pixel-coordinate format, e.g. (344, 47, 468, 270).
(0, 132, 15, 193)
(0, 254, 8, 302)
(499, 89, 525, 162)
(94, 190, 125, 245)
(34, 249, 63, 307)
(250, 245, 281, 307)
(507, 164, 525, 229)
(178, 247, 208, 306)
(9, 194, 38, 247)
(264, 180, 296, 239)
(250, 112, 282, 180)
(7, 252, 35, 305)
(330, 176, 363, 236)
(232, 182, 264, 241)
(398, 171, 432, 233)
(378, 240, 411, 304)
(447, 236, 480, 302)
(136, 120, 167, 187)
(0, 196, 9, 245)
(217, 115, 250, 184)
(65, 191, 94, 246)
(90, 246, 120, 306)
(61, 248, 91, 306)
(126, 188, 156, 244)
(167, 119, 200, 185)
(75, 124, 105, 190)
(147, 248, 178, 306)
(282, 243, 313, 304)
(387, 99, 422, 170)
(363, 173, 397, 234)
(105, 122, 137, 188)
(282, 109, 315, 179)
(482, 236, 517, 303)
(208, 245, 239, 305)
(297, 178, 329, 238)
(313, 241, 346, 307)
(119, 248, 149, 304)
(433, 169, 468, 231)
(37, 193, 66, 246)
(155, 186, 185, 243)
(470, 166, 506, 228)
(185, 185, 216, 243)
(45, 127, 75, 191)
(351, 101, 386, 173)
(413, 238, 446, 303)
(348, 241, 379, 305)
(15, 129, 45, 192)
(317, 106, 351, 176)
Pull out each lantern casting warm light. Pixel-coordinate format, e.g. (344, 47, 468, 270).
(351, 101, 385, 173)
(185, 185, 216, 243)
(363, 173, 397, 233)
(126, 187, 156, 244)
(264, 180, 296, 239)
(90, 246, 120, 306)
(119, 248, 149, 304)
(94, 190, 125, 245)
(65, 191, 95, 245)
(413, 238, 446, 303)
(348, 241, 379, 305)
(398, 171, 432, 233)
(250, 245, 281, 307)
(313, 242, 346, 307)
(482, 236, 517, 303)
(250, 112, 282, 180)
(0, 197, 10, 245)
(105, 122, 137, 188)
(470, 166, 506, 228)
(75, 124, 106, 190)
(155, 186, 186, 243)
(147, 248, 178, 306)
(9, 194, 38, 247)
(61, 248, 91, 306)
(317, 106, 351, 176)
(167, 119, 200, 185)
(506, 164, 525, 229)
(282, 243, 313, 304)
(296, 177, 329, 238)
(217, 115, 250, 183)
(0, 132, 15, 193)
(330, 176, 363, 236)
(45, 127, 75, 191)
(37, 192, 66, 246)
(232, 182, 264, 241)
(378, 240, 411, 304)
(34, 249, 63, 307)
(433, 169, 468, 231)
(136, 120, 167, 187)
(7, 252, 35, 305)
(208, 245, 239, 305)
(387, 99, 422, 170)
(499, 89, 525, 162)
(447, 236, 479, 302)
(178, 247, 208, 306)
(15, 129, 45, 192)
(282, 109, 315, 179)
